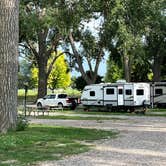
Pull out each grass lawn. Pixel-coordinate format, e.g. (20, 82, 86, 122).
(18, 89, 37, 105)
(56, 109, 130, 115)
(149, 108, 166, 112)
(0, 125, 117, 166)
(36, 115, 126, 120)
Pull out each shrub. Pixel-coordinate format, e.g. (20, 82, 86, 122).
(16, 115, 29, 131)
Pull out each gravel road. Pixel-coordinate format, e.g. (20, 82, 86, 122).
(30, 115, 166, 166)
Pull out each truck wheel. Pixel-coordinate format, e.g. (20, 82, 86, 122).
(37, 102, 42, 109)
(58, 103, 63, 109)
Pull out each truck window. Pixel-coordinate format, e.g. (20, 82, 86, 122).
(136, 89, 144, 96)
(106, 88, 114, 95)
(125, 89, 132, 95)
(50, 95, 56, 99)
(58, 94, 67, 98)
(90, 91, 95, 96)
(155, 89, 163, 95)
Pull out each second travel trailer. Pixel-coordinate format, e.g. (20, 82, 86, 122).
(151, 82, 166, 108)
(81, 80, 151, 111)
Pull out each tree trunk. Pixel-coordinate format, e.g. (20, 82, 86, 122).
(0, 0, 18, 133)
(69, 32, 99, 85)
(37, 58, 48, 99)
(153, 55, 162, 82)
(37, 31, 49, 99)
(124, 55, 130, 82)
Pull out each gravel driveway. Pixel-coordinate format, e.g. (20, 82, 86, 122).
(30, 115, 166, 166)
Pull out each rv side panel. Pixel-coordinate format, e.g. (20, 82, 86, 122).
(81, 85, 103, 106)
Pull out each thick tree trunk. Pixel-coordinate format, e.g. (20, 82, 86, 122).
(37, 58, 48, 99)
(37, 31, 48, 99)
(0, 0, 18, 133)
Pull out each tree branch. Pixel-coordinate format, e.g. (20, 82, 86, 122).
(69, 32, 92, 84)
(46, 51, 72, 78)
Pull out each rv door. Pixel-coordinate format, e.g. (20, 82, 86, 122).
(117, 86, 124, 106)
(103, 86, 117, 106)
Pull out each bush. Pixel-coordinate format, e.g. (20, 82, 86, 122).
(16, 115, 29, 131)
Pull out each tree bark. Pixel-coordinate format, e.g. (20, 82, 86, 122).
(153, 54, 162, 82)
(0, 0, 18, 133)
(37, 59, 48, 98)
(37, 31, 48, 98)
(124, 55, 130, 82)
(69, 32, 100, 85)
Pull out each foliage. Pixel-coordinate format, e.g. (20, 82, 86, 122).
(19, 0, 74, 98)
(0, 125, 116, 166)
(102, 0, 166, 82)
(74, 71, 103, 90)
(104, 56, 123, 83)
(48, 52, 71, 90)
(31, 52, 71, 90)
(18, 58, 36, 89)
(19, 0, 166, 95)
(16, 115, 29, 131)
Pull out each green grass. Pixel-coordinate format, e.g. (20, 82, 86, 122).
(37, 115, 126, 120)
(51, 109, 131, 115)
(149, 108, 166, 112)
(18, 89, 37, 104)
(0, 125, 117, 166)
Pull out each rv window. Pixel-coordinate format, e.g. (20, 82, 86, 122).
(118, 89, 123, 94)
(155, 89, 163, 95)
(90, 91, 95, 96)
(136, 89, 144, 96)
(125, 89, 132, 95)
(106, 88, 114, 95)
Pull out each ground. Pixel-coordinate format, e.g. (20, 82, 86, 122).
(29, 114, 166, 166)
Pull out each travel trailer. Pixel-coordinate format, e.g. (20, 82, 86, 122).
(81, 80, 150, 110)
(151, 82, 166, 108)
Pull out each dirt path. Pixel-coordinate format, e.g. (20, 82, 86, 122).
(30, 115, 166, 166)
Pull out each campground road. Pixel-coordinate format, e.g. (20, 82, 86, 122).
(30, 115, 166, 166)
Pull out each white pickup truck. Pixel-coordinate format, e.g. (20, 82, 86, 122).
(36, 94, 73, 109)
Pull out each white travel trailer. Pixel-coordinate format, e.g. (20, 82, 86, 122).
(81, 81, 150, 110)
(151, 82, 166, 108)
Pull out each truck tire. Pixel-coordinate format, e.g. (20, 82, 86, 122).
(58, 103, 63, 109)
(37, 102, 42, 109)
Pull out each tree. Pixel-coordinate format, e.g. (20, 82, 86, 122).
(48, 53, 71, 91)
(18, 58, 35, 89)
(59, 1, 105, 85)
(104, 56, 123, 83)
(75, 71, 103, 90)
(31, 52, 71, 91)
(144, 0, 166, 81)
(101, 0, 166, 82)
(19, 1, 68, 98)
(0, 0, 18, 133)
(68, 30, 104, 85)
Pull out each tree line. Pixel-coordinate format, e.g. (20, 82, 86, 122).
(19, 0, 166, 98)
(0, 0, 165, 132)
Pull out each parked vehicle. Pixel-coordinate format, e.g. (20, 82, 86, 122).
(151, 82, 166, 108)
(36, 94, 73, 109)
(81, 80, 151, 111)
